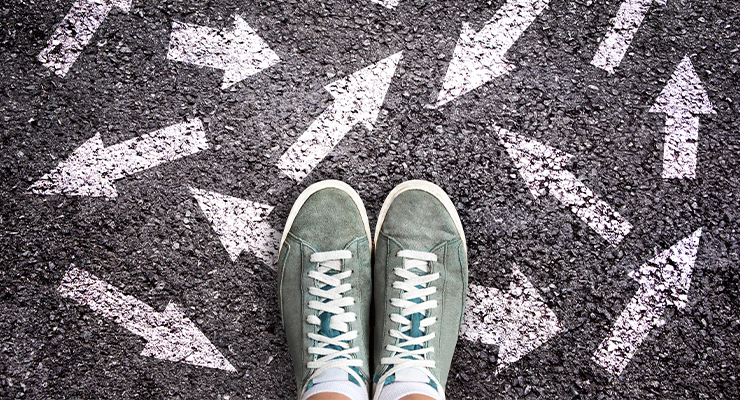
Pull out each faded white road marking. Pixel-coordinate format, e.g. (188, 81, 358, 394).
(496, 126, 632, 245)
(59, 266, 236, 372)
(592, 229, 702, 375)
(461, 265, 561, 374)
(37, 0, 132, 77)
(649, 56, 714, 179)
(189, 187, 279, 265)
(29, 119, 208, 199)
(436, 0, 549, 106)
(370, 0, 399, 9)
(590, 0, 666, 73)
(167, 15, 280, 89)
(277, 52, 402, 181)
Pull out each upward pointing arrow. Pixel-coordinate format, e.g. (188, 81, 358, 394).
(29, 119, 209, 199)
(38, 0, 132, 77)
(167, 15, 280, 89)
(650, 56, 714, 179)
(592, 229, 702, 375)
(496, 126, 632, 245)
(277, 52, 403, 181)
(436, 0, 549, 106)
(59, 266, 236, 372)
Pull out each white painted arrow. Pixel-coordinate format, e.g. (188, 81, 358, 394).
(37, 0, 132, 78)
(649, 56, 714, 179)
(167, 15, 280, 89)
(59, 266, 236, 371)
(370, 0, 399, 9)
(190, 187, 279, 265)
(29, 119, 209, 199)
(461, 264, 561, 374)
(590, 0, 666, 73)
(277, 52, 402, 181)
(592, 228, 702, 375)
(496, 126, 632, 245)
(436, 0, 549, 106)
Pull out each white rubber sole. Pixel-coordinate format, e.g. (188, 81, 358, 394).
(279, 180, 372, 254)
(374, 180, 467, 252)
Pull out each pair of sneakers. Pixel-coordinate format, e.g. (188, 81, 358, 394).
(277, 180, 468, 400)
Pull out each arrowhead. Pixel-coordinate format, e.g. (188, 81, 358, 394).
(220, 16, 280, 89)
(461, 264, 561, 373)
(324, 52, 402, 131)
(630, 228, 702, 309)
(140, 302, 236, 372)
(370, 0, 399, 8)
(112, 0, 133, 13)
(650, 56, 714, 116)
(190, 187, 280, 265)
(494, 126, 572, 198)
(437, 22, 514, 106)
(28, 134, 118, 198)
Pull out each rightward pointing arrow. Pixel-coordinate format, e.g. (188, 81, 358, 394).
(592, 229, 702, 376)
(277, 52, 402, 182)
(590, 0, 666, 73)
(167, 15, 280, 89)
(436, 0, 549, 106)
(37, 0, 132, 77)
(496, 126, 632, 245)
(649, 56, 714, 179)
(190, 187, 280, 265)
(29, 119, 209, 199)
(59, 266, 236, 372)
(461, 264, 561, 374)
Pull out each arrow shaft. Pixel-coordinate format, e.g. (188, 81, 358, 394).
(167, 21, 234, 70)
(478, 0, 548, 61)
(591, 0, 656, 73)
(662, 115, 700, 179)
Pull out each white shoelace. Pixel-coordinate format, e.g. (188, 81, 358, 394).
(377, 250, 442, 391)
(305, 250, 363, 386)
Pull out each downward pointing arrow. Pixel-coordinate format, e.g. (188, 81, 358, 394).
(167, 15, 280, 89)
(592, 229, 702, 375)
(496, 126, 632, 245)
(190, 187, 279, 265)
(29, 119, 209, 199)
(59, 266, 236, 372)
(649, 56, 714, 179)
(278, 52, 402, 181)
(437, 0, 549, 106)
(461, 265, 561, 374)
(38, 0, 132, 77)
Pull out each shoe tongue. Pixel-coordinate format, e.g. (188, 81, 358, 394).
(394, 368, 429, 383)
(313, 367, 349, 384)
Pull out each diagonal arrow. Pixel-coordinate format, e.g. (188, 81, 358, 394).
(59, 266, 236, 372)
(649, 56, 714, 179)
(495, 126, 633, 245)
(590, 0, 666, 73)
(277, 52, 403, 182)
(436, 0, 549, 106)
(29, 119, 209, 199)
(189, 187, 280, 265)
(167, 15, 280, 89)
(37, 0, 132, 78)
(461, 264, 561, 374)
(592, 228, 702, 375)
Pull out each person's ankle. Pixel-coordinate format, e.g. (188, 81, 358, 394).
(306, 392, 352, 400)
(399, 395, 436, 400)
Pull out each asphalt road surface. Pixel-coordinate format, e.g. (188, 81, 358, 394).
(1, 0, 739, 399)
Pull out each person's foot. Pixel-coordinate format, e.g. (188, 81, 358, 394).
(372, 180, 468, 400)
(278, 180, 372, 400)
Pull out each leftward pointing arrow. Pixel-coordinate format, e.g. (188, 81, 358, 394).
(649, 56, 714, 179)
(277, 52, 402, 181)
(167, 15, 280, 89)
(461, 264, 561, 374)
(436, 0, 549, 106)
(59, 266, 236, 372)
(496, 126, 632, 245)
(29, 119, 209, 199)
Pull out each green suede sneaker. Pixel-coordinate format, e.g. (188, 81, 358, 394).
(277, 180, 372, 399)
(372, 180, 468, 400)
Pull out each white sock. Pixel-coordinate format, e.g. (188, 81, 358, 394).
(301, 380, 369, 400)
(375, 381, 442, 400)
